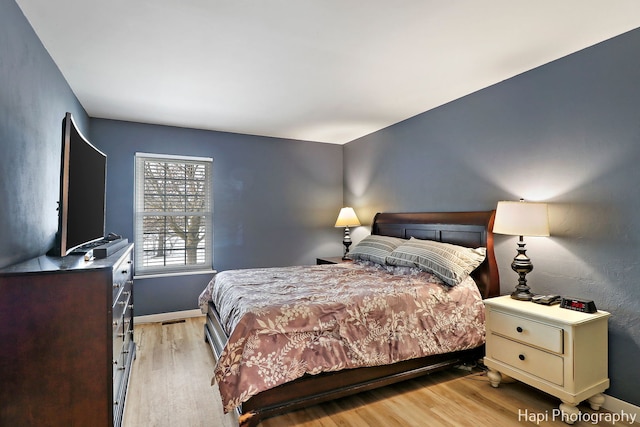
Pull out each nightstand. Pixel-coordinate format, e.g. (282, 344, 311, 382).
(316, 256, 352, 265)
(483, 295, 610, 424)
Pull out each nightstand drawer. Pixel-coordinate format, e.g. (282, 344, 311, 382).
(490, 310, 563, 353)
(490, 334, 564, 386)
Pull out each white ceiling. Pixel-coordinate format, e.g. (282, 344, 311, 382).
(16, 1, 640, 144)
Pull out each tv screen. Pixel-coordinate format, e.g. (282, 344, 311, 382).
(55, 112, 107, 256)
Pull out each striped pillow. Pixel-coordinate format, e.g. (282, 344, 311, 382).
(386, 237, 486, 286)
(349, 235, 406, 265)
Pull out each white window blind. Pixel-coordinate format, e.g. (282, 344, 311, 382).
(134, 153, 213, 275)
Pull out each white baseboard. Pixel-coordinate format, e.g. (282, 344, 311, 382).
(603, 393, 639, 419)
(134, 309, 203, 324)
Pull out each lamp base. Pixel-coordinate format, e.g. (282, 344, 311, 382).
(510, 289, 534, 301)
(510, 236, 534, 301)
(342, 226, 352, 260)
(342, 241, 352, 260)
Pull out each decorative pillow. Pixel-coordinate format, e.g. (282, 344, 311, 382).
(385, 237, 486, 286)
(349, 235, 406, 265)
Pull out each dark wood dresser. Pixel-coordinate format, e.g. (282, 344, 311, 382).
(0, 244, 135, 427)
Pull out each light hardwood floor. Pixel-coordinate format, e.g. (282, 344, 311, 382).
(124, 317, 637, 427)
(123, 316, 238, 427)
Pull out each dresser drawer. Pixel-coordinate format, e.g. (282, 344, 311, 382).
(490, 310, 563, 354)
(490, 334, 564, 386)
(112, 252, 133, 300)
(113, 320, 125, 364)
(112, 349, 127, 407)
(112, 279, 132, 378)
(113, 329, 133, 406)
(112, 291, 130, 325)
(123, 303, 133, 344)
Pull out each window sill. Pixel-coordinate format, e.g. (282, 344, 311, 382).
(134, 269, 217, 280)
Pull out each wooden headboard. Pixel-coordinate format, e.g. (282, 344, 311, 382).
(371, 210, 500, 298)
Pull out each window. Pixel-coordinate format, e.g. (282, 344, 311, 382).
(134, 153, 213, 276)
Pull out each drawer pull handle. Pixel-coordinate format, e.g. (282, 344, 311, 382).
(516, 326, 523, 333)
(518, 354, 526, 361)
(113, 283, 121, 289)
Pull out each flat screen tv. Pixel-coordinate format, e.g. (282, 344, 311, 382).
(51, 112, 107, 256)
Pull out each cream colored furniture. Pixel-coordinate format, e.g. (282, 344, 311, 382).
(483, 295, 610, 424)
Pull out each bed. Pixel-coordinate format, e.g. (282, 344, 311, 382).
(200, 211, 499, 426)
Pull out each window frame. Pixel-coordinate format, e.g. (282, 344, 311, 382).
(134, 152, 213, 277)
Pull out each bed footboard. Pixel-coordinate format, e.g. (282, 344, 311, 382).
(205, 301, 483, 427)
(239, 347, 483, 426)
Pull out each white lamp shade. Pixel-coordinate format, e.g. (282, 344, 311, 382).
(335, 207, 361, 227)
(493, 201, 550, 237)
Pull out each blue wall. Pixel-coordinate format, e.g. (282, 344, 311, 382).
(0, 0, 89, 268)
(89, 119, 343, 315)
(344, 28, 640, 406)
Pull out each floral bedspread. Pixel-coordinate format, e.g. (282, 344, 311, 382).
(198, 262, 486, 413)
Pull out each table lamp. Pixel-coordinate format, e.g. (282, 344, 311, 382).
(335, 207, 361, 260)
(493, 199, 550, 300)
